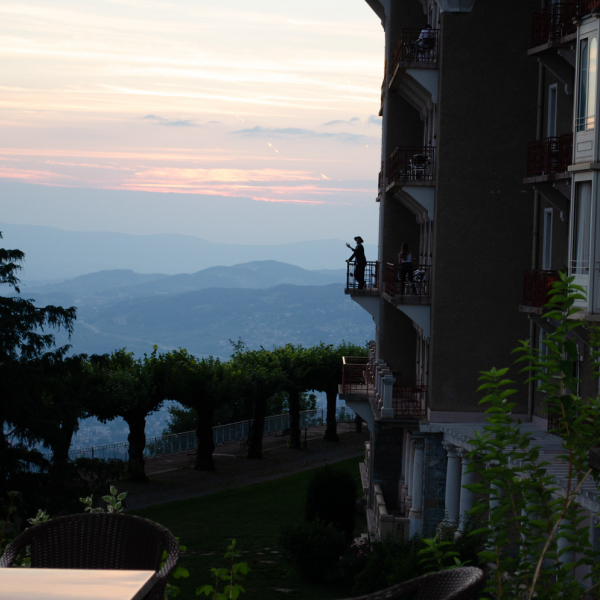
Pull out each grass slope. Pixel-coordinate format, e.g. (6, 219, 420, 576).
(132, 456, 363, 600)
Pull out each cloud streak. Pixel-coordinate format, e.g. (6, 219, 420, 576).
(232, 126, 374, 144)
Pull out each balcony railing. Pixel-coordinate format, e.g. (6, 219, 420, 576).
(531, 1, 579, 47)
(522, 269, 559, 308)
(526, 134, 572, 177)
(392, 380, 427, 418)
(392, 28, 440, 72)
(385, 263, 431, 299)
(346, 260, 379, 291)
(341, 356, 375, 395)
(388, 146, 435, 183)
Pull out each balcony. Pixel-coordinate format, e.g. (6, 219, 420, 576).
(392, 29, 440, 72)
(525, 135, 572, 181)
(531, 1, 578, 48)
(392, 380, 427, 418)
(340, 356, 375, 397)
(345, 260, 379, 295)
(384, 263, 431, 305)
(387, 146, 435, 189)
(520, 269, 559, 314)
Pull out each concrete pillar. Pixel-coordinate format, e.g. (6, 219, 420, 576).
(409, 437, 425, 537)
(557, 516, 573, 569)
(381, 373, 396, 419)
(442, 441, 461, 523)
(458, 448, 475, 529)
(405, 433, 414, 514)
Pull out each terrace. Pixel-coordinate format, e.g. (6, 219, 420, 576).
(519, 269, 559, 314)
(344, 260, 379, 295)
(525, 134, 573, 182)
(530, 1, 578, 49)
(384, 262, 431, 305)
(386, 146, 435, 189)
(392, 381, 427, 418)
(391, 28, 439, 75)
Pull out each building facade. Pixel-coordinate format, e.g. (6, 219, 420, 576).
(340, 0, 600, 566)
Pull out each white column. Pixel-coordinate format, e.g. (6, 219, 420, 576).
(405, 434, 415, 514)
(442, 442, 461, 523)
(409, 437, 425, 537)
(381, 373, 395, 418)
(458, 448, 475, 529)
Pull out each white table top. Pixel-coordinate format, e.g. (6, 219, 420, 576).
(0, 568, 156, 600)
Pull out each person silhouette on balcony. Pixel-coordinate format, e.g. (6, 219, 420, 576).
(398, 242, 417, 295)
(346, 236, 367, 289)
(416, 24, 435, 61)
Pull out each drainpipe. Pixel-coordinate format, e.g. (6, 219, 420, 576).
(528, 54, 545, 421)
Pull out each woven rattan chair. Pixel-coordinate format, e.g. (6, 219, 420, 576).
(0, 512, 180, 600)
(340, 567, 485, 600)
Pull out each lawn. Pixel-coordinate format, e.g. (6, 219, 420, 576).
(133, 456, 364, 600)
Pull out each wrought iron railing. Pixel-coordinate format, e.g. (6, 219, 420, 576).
(522, 269, 559, 307)
(45, 408, 355, 464)
(385, 263, 431, 299)
(392, 380, 427, 418)
(392, 28, 440, 71)
(531, 1, 579, 47)
(388, 146, 435, 183)
(346, 260, 379, 291)
(341, 356, 375, 395)
(526, 134, 572, 177)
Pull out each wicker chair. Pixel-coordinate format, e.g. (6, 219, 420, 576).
(0, 513, 180, 600)
(340, 567, 485, 600)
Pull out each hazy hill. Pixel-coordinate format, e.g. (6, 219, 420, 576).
(40, 283, 372, 358)
(1, 223, 378, 282)
(19, 262, 347, 311)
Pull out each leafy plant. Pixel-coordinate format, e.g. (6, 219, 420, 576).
(305, 466, 357, 541)
(467, 273, 600, 599)
(279, 518, 346, 583)
(80, 484, 127, 513)
(196, 539, 249, 600)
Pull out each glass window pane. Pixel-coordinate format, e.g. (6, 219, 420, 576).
(571, 181, 592, 274)
(578, 39, 589, 131)
(588, 37, 597, 130)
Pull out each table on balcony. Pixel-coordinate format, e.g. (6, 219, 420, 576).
(0, 568, 156, 600)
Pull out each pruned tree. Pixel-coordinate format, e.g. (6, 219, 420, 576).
(89, 348, 166, 482)
(230, 344, 284, 460)
(165, 349, 231, 471)
(308, 342, 368, 442)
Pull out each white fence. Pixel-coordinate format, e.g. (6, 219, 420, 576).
(60, 406, 355, 462)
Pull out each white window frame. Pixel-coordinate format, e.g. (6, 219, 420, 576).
(548, 84, 558, 138)
(542, 208, 553, 271)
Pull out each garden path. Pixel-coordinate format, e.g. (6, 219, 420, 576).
(122, 424, 369, 510)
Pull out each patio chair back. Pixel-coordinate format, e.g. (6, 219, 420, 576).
(340, 566, 485, 600)
(0, 513, 180, 600)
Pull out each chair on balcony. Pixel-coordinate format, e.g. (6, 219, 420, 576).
(0, 513, 180, 600)
(409, 154, 430, 179)
(338, 566, 485, 600)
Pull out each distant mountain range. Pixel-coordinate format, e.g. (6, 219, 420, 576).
(22, 261, 373, 358)
(1, 223, 378, 283)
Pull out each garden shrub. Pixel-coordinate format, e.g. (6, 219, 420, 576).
(279, 519, 346, 583)
(305, 466, 357, 541)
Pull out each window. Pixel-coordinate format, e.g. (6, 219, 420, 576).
(571, 181, 592, 274)
(542, 208, 553, 271)
(577, 37, 598, 132)
(548, 84, 557, 138)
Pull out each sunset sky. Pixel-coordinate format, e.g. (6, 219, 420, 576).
(1, 0, 383, 244)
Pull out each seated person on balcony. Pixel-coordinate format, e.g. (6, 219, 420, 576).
(346, 236, 367, 289)
(398, 242, 417, 295)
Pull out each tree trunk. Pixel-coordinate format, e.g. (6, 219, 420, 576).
(355, 413, 363, 433)
(323, 387, 339, 442)
(247, 397, 267, 459)
(288, 389, 302, 449)
(195, 406, 216, 471)
(126, 415, 148, 482)
(51, 417, 78, 470)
